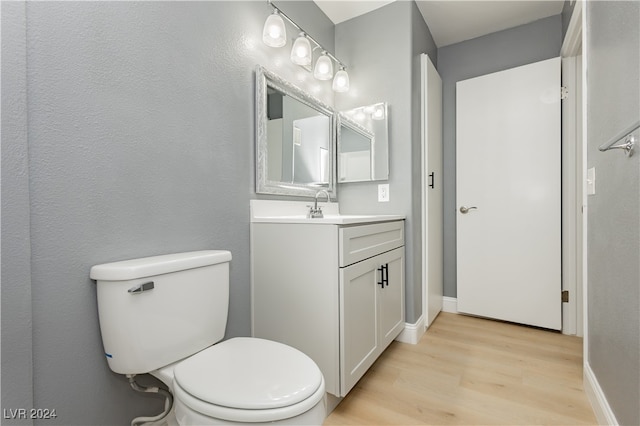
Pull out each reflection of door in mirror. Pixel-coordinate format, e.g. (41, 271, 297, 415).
(339, 125, 372, 182)
(267, 88, 330, 185)
(293, 116, 330, 185)
(319, 147, 329, 183)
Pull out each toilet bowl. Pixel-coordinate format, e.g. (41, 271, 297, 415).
(164, 338, 325, 425)
(90, 251, 326, 425)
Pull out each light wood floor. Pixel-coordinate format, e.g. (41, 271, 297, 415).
(325, 312, 597, 425)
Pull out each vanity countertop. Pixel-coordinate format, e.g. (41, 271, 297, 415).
(251, 214, 405, 225)
(250, 200, 405, 225)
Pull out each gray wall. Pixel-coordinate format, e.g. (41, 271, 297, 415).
(1, 2, 34, 424)
(1, 1, 334, 424)
(586, 2, 640, 425)
(334, 1, 437, 323)
(436, 15, 562, 297)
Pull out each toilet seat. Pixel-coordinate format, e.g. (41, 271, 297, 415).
(173, 337, 325, 423)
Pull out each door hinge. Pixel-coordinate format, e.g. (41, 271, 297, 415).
(562, 290, 569, 303)
(561, 86, 569, 100)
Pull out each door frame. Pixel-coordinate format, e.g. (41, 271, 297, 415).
(415, 4, 587, 337)
(560, 0, 586, 337)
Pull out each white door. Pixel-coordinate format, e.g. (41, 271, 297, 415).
(421, 54, 443, 328)
(456, 57, 561, 330)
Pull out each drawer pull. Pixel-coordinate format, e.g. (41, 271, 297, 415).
(378, 264, 389, 288)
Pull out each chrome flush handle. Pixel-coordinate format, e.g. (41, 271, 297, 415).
(128, 281, 155, 294)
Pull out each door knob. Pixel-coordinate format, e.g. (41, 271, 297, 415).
(459, 206, 478, 214)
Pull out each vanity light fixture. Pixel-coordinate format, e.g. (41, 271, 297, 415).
(262, 0, 349, 92)
(314, 52, 334, 80)
(290, 33, 312, 66)
(332, 67, 350, 92)
(262, 10, 287, 47)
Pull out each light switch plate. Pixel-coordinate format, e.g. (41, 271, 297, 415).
(378, 184, 390, 202)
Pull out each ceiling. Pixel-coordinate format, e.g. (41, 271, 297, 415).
(313, 0, 565, 47)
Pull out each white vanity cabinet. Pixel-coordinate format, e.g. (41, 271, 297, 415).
(251, 219, 405, 397)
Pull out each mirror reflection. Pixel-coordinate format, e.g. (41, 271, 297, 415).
(256, 66, 336, 198)
(338, 103, 389, 182)
(267, 88, 331, 185)
(338, 118, 374, 182)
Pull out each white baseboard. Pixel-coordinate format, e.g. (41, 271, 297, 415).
(442, 296, 458, 313)
(584, 362, 618, 425)
(395, 315, 426, 344)
(396, 298, 457, 344)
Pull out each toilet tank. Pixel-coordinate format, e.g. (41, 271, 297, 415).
(90, 250, 232, 375)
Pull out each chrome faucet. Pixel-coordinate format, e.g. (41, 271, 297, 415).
(308, 190, 330, 218)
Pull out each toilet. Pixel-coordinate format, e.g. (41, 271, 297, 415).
(90, 250, 326, 425)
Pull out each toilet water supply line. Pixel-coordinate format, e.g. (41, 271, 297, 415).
(127, 374, 174, 426)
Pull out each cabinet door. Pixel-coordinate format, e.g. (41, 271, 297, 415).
(340, 256, 379, 396)
(378, 247, 405, 349)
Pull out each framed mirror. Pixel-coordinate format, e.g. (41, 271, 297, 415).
(255, 66, 336, 198)
(338, 103, 389, 182)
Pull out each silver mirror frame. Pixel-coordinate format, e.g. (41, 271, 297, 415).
(255, 66, 337, 199)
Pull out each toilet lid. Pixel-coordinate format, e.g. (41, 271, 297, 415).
(173, 337, 323, 410)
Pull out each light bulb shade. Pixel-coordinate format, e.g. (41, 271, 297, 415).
(290, 34, 312, 66)
(262, 12, 286, 47)
(313, 53, 334, 80)
(332, 69, 350, 92)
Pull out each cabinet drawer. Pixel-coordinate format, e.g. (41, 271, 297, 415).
(339, 221, 404, 267)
